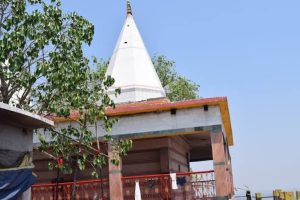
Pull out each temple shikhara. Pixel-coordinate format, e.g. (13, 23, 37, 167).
(32, 1, 235, 199)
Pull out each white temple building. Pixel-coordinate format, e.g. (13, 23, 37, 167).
(32, 1, 235, 200)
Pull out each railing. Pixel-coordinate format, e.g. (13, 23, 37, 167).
(31, 170, 215, 200)
(122, 170, 216, 200)
(31, 179, 110, 200)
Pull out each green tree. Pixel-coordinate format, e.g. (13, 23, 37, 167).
(0, 0, 132, 189)
(152, 55, 199, 101)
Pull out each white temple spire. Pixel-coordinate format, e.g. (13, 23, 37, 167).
(106, 1, 166, 103)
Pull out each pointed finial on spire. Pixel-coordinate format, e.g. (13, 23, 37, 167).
(127, 0, 132, 15)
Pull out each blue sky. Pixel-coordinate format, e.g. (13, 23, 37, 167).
(61, 0, 300, 193)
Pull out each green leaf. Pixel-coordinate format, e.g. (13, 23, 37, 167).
(152, 55, 200, 101)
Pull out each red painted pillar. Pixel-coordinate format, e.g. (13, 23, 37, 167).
(211, 131, 230, 200)
(108, 144, 124, 200)
(228, 159, 234, 195)
(224, 144, 234, 197)
(225, 142, 234, 197)
(160, 148, 170, 173)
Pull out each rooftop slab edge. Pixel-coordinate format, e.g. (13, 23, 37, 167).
(50, 96, 233, 146)
(51, 97, 225, 120)
(0, 102, 54, 128)
(52, 97, 228, 121)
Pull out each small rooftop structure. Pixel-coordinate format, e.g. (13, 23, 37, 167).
(0, 103, 53, 199)
(0, 103, 53, 152)
(0, 102, 53, 129)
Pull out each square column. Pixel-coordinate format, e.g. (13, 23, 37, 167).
(224, 141, 234, 197)
(211, 131, 230, 200)
(160, 148, 170, 173)
(227, 152, 234, 196)
(108, 144, 124, 200)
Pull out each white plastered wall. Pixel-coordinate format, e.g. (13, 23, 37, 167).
(34, 106, 223, 144)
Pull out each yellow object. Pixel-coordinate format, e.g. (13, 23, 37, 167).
(279, 192, 285, 200)
(274, 190, 281, 199)
(255, 193, 262, 199)
(284, 192, 294, 200)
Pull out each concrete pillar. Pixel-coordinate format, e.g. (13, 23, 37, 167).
(211, 131, 230, 200)
(256, 193, 262, 200)
(224, 145, 233, 197)
(246, 190, 252, 200)
(160, 148, 170, 173)
(274, 190, 281, 200)
(108, 144, 123, 200)
(279, 192, 285, 200)
(285, 192, 295, 200)
(296, 191, 300, 200)
(228, 159, 234, 195)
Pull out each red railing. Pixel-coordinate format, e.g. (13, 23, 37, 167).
(31, 170, 215, 200)
(122, 170, 216, 200)
(31, 179, 110, 200)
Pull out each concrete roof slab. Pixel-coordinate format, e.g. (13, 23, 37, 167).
(0, 103, 54, 129)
